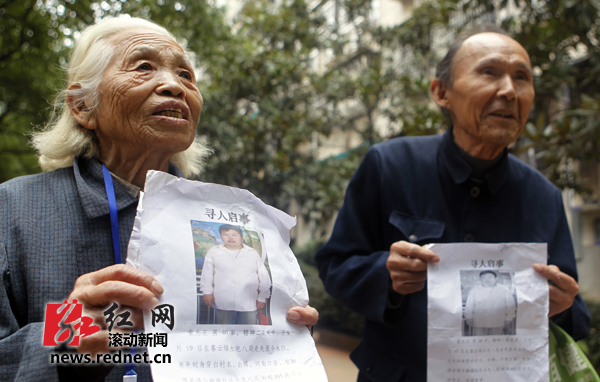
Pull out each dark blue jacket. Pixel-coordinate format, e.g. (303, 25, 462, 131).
(315, 129, 590, 382)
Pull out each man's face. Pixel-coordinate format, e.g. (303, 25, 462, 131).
(441, 33, 535, 158)
(221, 229, 243, 249)
(480, 273, 498, 287)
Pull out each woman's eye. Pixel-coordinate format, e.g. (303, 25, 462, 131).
(138, 63, 152, 71)
(179, 71, 192, 80)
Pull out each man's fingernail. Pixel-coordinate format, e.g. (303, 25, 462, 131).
(533, 264, 543, 271)
(287, 311, 300, 321)
(152, 281, 164, 295)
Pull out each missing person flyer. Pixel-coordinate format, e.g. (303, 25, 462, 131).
(127, 171, 328, 382)
(427, 243, 549, 382)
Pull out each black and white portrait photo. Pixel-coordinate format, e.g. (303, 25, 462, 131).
(460, 269, 517, 336)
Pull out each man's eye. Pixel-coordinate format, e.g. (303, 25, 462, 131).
(179, 71, 192, 80)
(138, 63, 152, 71)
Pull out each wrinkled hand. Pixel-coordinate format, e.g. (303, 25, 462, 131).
(203, 294, 215, 308)
(67, 264, 163, 355)
(387, 241, 439, 295)
(256, 300, 266, 311)
(286, 305, 319, 331)
(533, 264, 579, 317)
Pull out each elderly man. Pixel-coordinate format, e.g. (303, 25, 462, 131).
(315, 24, 590, 382)
(201, 224, 272, 324)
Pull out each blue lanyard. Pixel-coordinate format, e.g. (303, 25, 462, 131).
(101, 164, 121, 264)
(101, 164, 137, 379)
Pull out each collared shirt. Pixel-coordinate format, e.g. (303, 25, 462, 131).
(110, 169, 141, 198)
(315, 127, 590, 382)
(200, 244, 272, 312)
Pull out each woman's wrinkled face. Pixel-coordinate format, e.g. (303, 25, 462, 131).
(88, 29, 203, 156)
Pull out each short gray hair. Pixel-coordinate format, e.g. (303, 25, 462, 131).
(31, 16, 210, 177)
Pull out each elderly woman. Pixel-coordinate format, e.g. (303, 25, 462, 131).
(0, 17, 317, 381)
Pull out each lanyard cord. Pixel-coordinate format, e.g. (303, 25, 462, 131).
(101, 164, 121, 264)
(101, 164, 137, 380)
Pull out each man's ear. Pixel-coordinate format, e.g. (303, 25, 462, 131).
(431, 78, 451, 109)
(66, 84, 97, 130)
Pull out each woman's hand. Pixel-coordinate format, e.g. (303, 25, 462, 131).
(67, 264, 163, 355)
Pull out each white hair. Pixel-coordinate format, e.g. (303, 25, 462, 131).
(31, 16, 211, 177)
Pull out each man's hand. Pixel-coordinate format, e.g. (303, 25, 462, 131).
(256, 300, 266, 311)
(203, 294, 215, 308)
(387, 241, 440, 295)
(533, 264, 579, 317)
(67, 264, 163, 355)
(286, 305, 319, 331)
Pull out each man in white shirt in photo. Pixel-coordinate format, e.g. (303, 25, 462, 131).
(464, 270, 516, 335)
(201, 224, 272, 324)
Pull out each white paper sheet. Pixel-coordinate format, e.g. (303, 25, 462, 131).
(427, 243, 549, 382)
(127, 171, 328, 382)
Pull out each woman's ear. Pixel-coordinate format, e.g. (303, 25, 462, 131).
(66, 84, 97, 130)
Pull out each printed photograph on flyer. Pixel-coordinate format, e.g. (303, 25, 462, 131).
(460, 269, 517, 336)
(191, 220, 273, 326)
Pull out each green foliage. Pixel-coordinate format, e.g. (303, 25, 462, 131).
(580, 298, 600, 373)
(289, 143, 368, 236)
(0, 0, 70, 181)
(294, 241, 364, 336)
(505, 0, 600, 193)
(197, 0, 335, 210)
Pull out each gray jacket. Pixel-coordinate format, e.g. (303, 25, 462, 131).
(0, 156, 181, 381)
